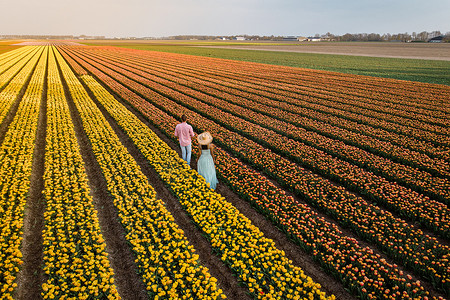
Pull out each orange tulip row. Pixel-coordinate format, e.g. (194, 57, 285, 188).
(59, 46, 447, 299)
(42, 46, 120, 299)
(90, 47, 449, 173)
(106, 46, 448, 113)
(100, 47, 449, 147)
(204, 70, 449, 132)
(83, 49, 449, 209)
(0, 46, 45, 298)
(54, 47, 225, 299)
(157, 47, 450, 110)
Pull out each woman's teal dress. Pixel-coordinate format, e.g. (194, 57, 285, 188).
(197, 148, 218, 190)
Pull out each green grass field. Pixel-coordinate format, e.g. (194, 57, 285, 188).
(88, 42, 450, 85)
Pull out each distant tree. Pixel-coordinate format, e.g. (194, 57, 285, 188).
(321, 32, 335, 40)
(158, 31, 446, 43)
(416, 31, 429, 41)
(340, 33, 355, 41)
(430, 31, 442, 38)
(389, 32, 411, 42)
(443, 32, 450, 42)
(367, 33, 382, 41)
(381, 33, 391, 41)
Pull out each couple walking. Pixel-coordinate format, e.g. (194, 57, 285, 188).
(174, 114, 218, 190)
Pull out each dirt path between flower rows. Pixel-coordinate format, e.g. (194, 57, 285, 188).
(14, 67, 47, 300)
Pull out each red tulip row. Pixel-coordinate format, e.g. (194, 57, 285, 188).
(101, 47, 449, 143)
(165, 62, 450, 160)
(212, 49, 449, 106)
(60, 46, 449, 294)
(85, 48, 450, 204)
(92, 48, 449, 172)
(165, 56, 449, 147)
(69, 47, 450, 237)
(195, 65, 449, 130)
(158, 62, 450, 183)
(242, 68, 449, 117)
(0, 46, 46, 298)
(96, 47, 450, 164)
(108, 46, 448, 113)
(59, 46, 446, 299)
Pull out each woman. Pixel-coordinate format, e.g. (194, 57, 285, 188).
(196, 132, 218, 190)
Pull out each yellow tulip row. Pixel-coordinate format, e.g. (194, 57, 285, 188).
(0, 46, 21, 65)
(75, 60, 334, 299)
(0, 46, 36, 74)
(0, 45, 36, 68)
(41, 47, 120, 299)
(0, 46, 44, 127)
(0, 47, 47, 298)
(0, 46, 41, 90)
(53, 48, 225, 299)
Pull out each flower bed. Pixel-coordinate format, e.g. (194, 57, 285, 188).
(59, 46, 447, 299)
(55, 47, 225, 299)
(0, 46, 46, 298)
(61, 45, 450, 294)
(71, 54, 335, 300)
(42, 47, 120, 299)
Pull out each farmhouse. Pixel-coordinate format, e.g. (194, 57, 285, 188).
(307, 36, 322, 42)
(428, 35, 443, 42)
(283, 36, 298, 41)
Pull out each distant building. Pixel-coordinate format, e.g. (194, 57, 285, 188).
(428, 36, 443, 42)
(307, 37, 322, 42)
(283, 36, 298, 41)
(234, 36, 246, 40)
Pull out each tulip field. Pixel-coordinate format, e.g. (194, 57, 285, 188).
(0, 43, 449, 300)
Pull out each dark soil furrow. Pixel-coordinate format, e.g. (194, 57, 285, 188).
(14, 52, 47, 299)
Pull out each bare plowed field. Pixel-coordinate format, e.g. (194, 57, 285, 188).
(198, 41, 450, 61)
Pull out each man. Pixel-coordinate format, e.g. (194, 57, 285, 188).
(174, 114, 195, 166)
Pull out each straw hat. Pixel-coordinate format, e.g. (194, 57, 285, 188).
(197, 131, 213, 145)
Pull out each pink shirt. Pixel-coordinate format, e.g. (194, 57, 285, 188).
(174, 122, 195, 147)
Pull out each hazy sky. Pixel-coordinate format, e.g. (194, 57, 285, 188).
(1, 0, 449, 37)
